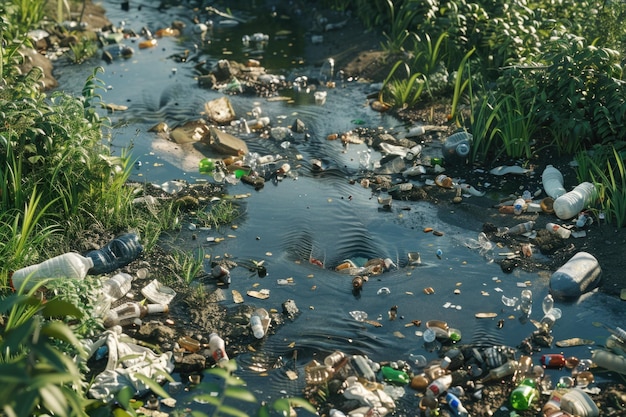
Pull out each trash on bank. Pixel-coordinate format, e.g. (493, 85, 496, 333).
(85, 325, 175, 401)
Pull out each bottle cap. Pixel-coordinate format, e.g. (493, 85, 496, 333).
(146, 304, 169, 314)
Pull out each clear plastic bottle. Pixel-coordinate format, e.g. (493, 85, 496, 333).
(542, 294, 555, 315)
(553, 182, 597, 220)
(103, 302, 168, 327)
(10, 252, 94, 291)
(520, 289, 533, 315)
(101, 272, 133, 302)
(540, 308, 562, 331)
(542, 165, 566, 199)
(480, 360, 519, 384)
(85, 233, 144, 275)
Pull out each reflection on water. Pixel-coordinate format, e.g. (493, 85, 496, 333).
(54, 0, 625, 410)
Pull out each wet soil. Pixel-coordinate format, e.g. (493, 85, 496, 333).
(41, 1, 626, 415)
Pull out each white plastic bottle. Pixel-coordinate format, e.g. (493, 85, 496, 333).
(546, 222, 572, 239)
(550, 252, 602, 300)
(208, 333, 229, 367)
(542, 165, 566, 199)
(10, 252, 94, 291)
(553, 182, 597, 220)
(103, 302, 168, 327)
(250, 315, 264, 338)
(513, 198, 526, 215)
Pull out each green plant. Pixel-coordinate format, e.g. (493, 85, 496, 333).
(448, 47, 475, 122)
(196, 199, 243, 230)
(187, 361, 316, 417)
(379, 60, 426, 109)
(467, 89, 501, 164)
(576, 145, 626, 227)
(493, 89, 538, 160)
(169, 248, 206, 284)
(380, 0, 419, 53)
(0, 289, 92, 416)
(67, 36, 99, 64)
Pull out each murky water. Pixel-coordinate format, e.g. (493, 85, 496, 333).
(53, 0, 625, 412)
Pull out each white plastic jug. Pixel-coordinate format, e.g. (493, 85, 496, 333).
(553, 182, 597, 219)
(550, 251, 601, 300)
(11, 252, 94, 291)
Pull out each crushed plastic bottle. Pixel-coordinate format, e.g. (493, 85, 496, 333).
(85, 233, 144, 275)
(349, 311, 368, 322)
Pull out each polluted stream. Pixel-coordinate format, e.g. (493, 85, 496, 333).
(52, 1, 625, 415)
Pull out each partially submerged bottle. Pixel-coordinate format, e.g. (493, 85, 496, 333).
(442, 131, 472, 164)
(85, 233, 144, 275)
(10, 252, 94, 291)
(208, 333, 229, 367)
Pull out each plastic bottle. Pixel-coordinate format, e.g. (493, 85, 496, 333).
(480, 360, 519, 384)
(250, 314, 264, 339)
(426, 374, 453, 397)
(324, 351, 346, 368)
(553, 182, 597, 220)
(101, 272, 133, 302)
(560, 388, 600, 417)
(541, 354, 566, 369)
(542, 388, 567, 416)
(513, 198, 526, 215)
(208, 333, 229, 367)
(445, 392, 469, 417)
(510, 378, 539, 410)
(550, 252, 602, 300)
(85, 233, 144, 275)
(441, 348, 462, 370)
(540, 308, 562, 331)
(546, 223, 571, 239)
(350, 355, 376, 381)
(199, 158, 215, 174)
(442, 131, 472, 164)
(520, 289, 533, 315)
(405, 145, 423, 161)
(10, 252, 94, 291)
(542, 294, 555, 315)
(591, 349, 626, 375)
(178, 336, 206, 353)
(435, 174, 454, 188)
(500, 221, 535, 236)
(103, 302, 169, 327)
(542, 165, 566, 199)
(381, 366, 410, 385)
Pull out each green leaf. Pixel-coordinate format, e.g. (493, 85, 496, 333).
(40, 298, 83, 319)
(40, 321, 86, 357)
(216, 403, 250, 417)
(223, 386, 257, 403)
(40, 385, 68, 415)
(134, 373, 171, 399)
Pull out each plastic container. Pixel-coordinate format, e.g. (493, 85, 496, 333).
(208, 333, 229, 367)
(550, 252, 602, 300)
(10, 252, 94, 291)
(542, 294, 554, 315)
(520, 289, 533, 315)
(540, 307, 562, 331)
(542, 165, 566, 199)
(381, 366, 410, 385)
(560, 388, 599, 417)
(546, 222, 572, 239)
(442, 131, 472, 164)
(103, 302, 168, 327)
(553, 182, 597, 220)
(591, 349, 626, 375)
(510, 378, 539, 410)
(101, 272, 133, 302)
(445, 392, 469, 417)
(250, 314, 264, 339)
(480, 360, 518, 384)
(426, 374, 452, 397)
(178, 336, 204, 352)
(541, 354, 566, 369)
(85, 233, 144, 275)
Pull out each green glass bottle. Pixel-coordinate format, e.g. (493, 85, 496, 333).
(510, 378, 539, 410)
(381, 366, 410, 385)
